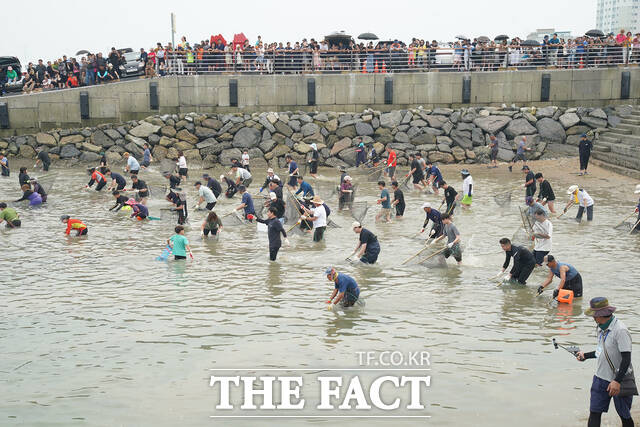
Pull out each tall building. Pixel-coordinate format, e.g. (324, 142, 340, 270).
(596, 0, 640, 35)
(526, 28, 573, 42)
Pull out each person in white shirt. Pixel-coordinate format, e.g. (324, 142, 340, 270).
(123, 152, 140, 175)
(457, 169, 473, 209)
(532, 210, 553, 266)
(194, 181, 217, 210)
(231, 164, 252, 187)
(301, 195, 327, 242)
(176, 151, 188, 181)
(241, 150, 251, 172)
(565, 185, 594, 222)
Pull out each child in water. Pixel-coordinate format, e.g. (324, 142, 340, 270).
(168, 225, 192, 260)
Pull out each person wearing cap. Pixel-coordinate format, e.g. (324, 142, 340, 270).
(458, 169, 473, 209)
(85, 167, 107, 192)
(375, 180, 392, 223)
(440, 181, 458, 215)
(295, 176, 314, 198)
(123, 152, 140, 175)
(61, 215, 87, 236)
(127, 175, 149, 205)
(522, 165, 536, 197)
(350, 222, 381, 264)
(259, 168, 280, 193)
(566, 185, 594, 222)
(385, 147, 397, 181)
(406, 153, 425, 191)
(308, 143, 319, 178)
(509, 136, 531, 172)
(231, 164, 252, 187)
(525, 196, 548, 218)
(163, 171, 181, 190)
(535, 172, 556, 214)
(194, 181, 217, 211)
(34, 147, 51, 172)
(576, 297, 635, 427)
(201, 174, 222, 198)
(531, 209, 552, 265)
(339, 175, 353, 211)
(14, 183, 43, 206)
(537, 255, 583, 297)
(431, 213, 462, 264)
(391, 181, 405, 217)
(109, 190, 130, 212)
(268, 178, 283, 200)
(267, 192, 286, 223)
(285, 155, 299, 189)
(0, 152, 9, 177)
(499, 237, 536, 285)
(221, 174, 237, 198)
(301, 195, 327, 242)
(579, 133, 593, 175)
(106, 169, 127, 192)
(325, 267, 360, 309)
(235, 185, 256, 221)
(0, 202, 21, 228)
(128, 199, 149, 220)
(420, 202, 443, 239)
(256, 206, 289, 261)
(425, 161, 444, 195)
(339, 167, 348, 186)
(488, 135, 499, 168)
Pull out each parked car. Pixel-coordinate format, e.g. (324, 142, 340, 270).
(0, 56, 24, 93)
(119, 51, 145, 77)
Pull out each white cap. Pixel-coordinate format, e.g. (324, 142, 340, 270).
(635, 184, 640, 194)
(269, 192, 277, 200)
(220, 174, 225, 180)
(422, 202, 431, 209)
(344, 175, 352, 181)
(352, 221, 361, 229)
(567, 185, 579, 194)
(267, 168, 274, 173)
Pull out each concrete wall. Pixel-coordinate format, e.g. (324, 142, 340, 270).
(1, 68, 639, 136)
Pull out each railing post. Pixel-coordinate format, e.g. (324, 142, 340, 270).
(621, 71, 631, 99)
(0, 103, 9, 128)
(462, 75, 471, 104)
(541, 73, 551, 102)
(149, 81, 159, 110)
(79, 91, 90, 119)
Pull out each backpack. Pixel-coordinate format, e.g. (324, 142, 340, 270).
(323, 203, 331, 218)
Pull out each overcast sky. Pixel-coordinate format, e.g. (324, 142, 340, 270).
(2, 0, 597, 64)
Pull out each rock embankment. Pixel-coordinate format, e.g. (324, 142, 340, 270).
(1, 105, 631, 168)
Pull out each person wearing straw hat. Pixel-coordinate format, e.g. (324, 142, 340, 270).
(301, 195, 327, 242)
(339, 175, 353, 211)
(537, 255, 582, 297)
(351, 221, 381, 264)
(565, 185, 594, 222)
(325, 267, 360, 309)
(576, 297, 636, 427)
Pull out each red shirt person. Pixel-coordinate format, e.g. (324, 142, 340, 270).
(386, 147, 397, 180)
(61, 215, 88, 236)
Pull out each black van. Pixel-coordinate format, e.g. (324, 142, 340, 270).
(0, 56, 23, 93)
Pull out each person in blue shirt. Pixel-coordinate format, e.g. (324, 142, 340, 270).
(285, 155, 299, 190)
(295, 176, 314, 198)
(375, 180, 392, 223)
(420, 202, 443, 239)
(141, 143, 153, 168)
(355, 142, 366, 167)
(351, 222, 381, 264)
(537, 255, 583, 298)
(426, 161, 444, 195)
(235, 185, 256, 221)
(124, 152, 140, 175)
(106, 169, 127, 191)
(0, 153, 9, 176)
(325, 267, 360, 308)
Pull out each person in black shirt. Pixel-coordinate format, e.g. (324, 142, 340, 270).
(35, 148, 51, 171)
(578, 133, 593, 175)
(128, 175, 149, 204)
(267, 192, 286, 221)
(163, 171, 181, 190)
(202, 174, 222, 198)
(99, 152, 108, 175)
(522, 165, 536, 197)
(268, 179, 283, 200)
(31, 179, 47, 203)
(391, 181, 405, 217)
(499, 237, 536, 285)
(535, 172, 556, 214)
(18, 167, 30, 187)
(106, 169, 127, 191)
(221, 175, 237, 198)
(109, 191, 129, 211)
(407, 154, 425, 190)
(166, 188, 188, 225)
(351, 222, 381, 264)
(256, 207, 288, 261)
(440, 181, 458, 215)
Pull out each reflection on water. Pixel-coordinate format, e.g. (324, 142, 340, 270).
(1, 159, 639, 426)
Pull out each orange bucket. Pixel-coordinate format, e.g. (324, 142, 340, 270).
(557, 289, 574, 304)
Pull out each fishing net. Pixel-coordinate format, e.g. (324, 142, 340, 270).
(221, 212, 246, 226)
(614, 221, 634, 231)
(350, 201, 368, 223)
(511, 227, 533, 250)
(365, 168, 384, 182)
(284, 195, 303, 224)
(327, 219, 341, 229)
(494, 190, 512, 207)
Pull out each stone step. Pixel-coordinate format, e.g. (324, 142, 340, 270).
(615, 123, 640, 135)
(595, 140, 640, 156)
(591, 158, 640, 180)
(592, 150, 640, 171)
(620, 118, 640, 125)
(607, 127, 632, 135)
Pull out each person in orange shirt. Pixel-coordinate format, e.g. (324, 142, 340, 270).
(86, 167, 107, 191)
(66, 74, 79, 88)
(385, 147, 397, 181)
(61, 215, 88, 236)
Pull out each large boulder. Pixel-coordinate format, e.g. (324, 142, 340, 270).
(202, 118, 223, 130)
(174, 141, 195, 151)
(60, 144, 82, 159)
(274, 121, 294, 137)
(91, 130, 114, 147)
(473, 116, 511, 134)
(504, 118, 536, 139)
(184, 149, 201, 161)
(535, 106, 557, 118)
(450, 129, 473, 149)
(152, 145, 168, 160)
(497, 148, 515, 162)
(59, 134, 84, 146)
(425, 115, 449, 129)
(36, 133, 57, 147)
(330, 137, 352, 155)
(264, 144, 291, 160)
(559, 112, 580, 129)
(380, 111, 402, 128)
(581, 116, 608, 129)
(336, 125, 357, 139)
(429, 151, 455, 163)
(79, 151, 101, 162)
(325, 119, 338, 132)
(301, 123, 319, 137)
(411, 133, 436, 145)
(324, 157, 349, 169)
(81, 142, 101, 153)
(536, 118, 566, 143)
(129, 122, 160, 138)
(294, 143, 313, 154)
(219, 148, 243, 165)
(259, 139, 277, 153)
(232, 127, 261, 149)
(19, 144, 36, 159)
(590, 108, 608, 120)
(394, 132, 409, 143)
(176, 129, 199, 144)
(195, 126, 216, 139)
(355, 122, 374, 136)
(566, 125, 592, 136)
(338, 148, 357, 166)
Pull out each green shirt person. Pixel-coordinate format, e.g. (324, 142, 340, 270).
(168, 225, 192, 260)
(0, 203, 21, 228)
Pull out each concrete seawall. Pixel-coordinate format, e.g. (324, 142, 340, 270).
(1, 68, 639, 136)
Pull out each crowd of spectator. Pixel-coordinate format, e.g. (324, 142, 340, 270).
(2, 29, 640, 96)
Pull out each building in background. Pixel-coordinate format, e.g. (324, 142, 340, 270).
(596, 0, 640, 35)
(526, 28, 572, 42)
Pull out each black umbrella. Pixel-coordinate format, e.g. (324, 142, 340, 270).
(455, 35, 468, 40)
(76, 49, 90, 55)
(358, 32, 378, 40)
(477, 36, 491, 43)
(585, 29, 604, 37)
(494, 34, 509, 41)
(521, 39, 540, 47)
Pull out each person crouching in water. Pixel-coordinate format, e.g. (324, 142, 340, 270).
(15, 183, 43, 206)
(61, 215, 87, 236)
(325, 267, 360, 309)
(86, 167, 107, 191)
(126, 199, 149, 220)
(201, 211, 223, 238)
